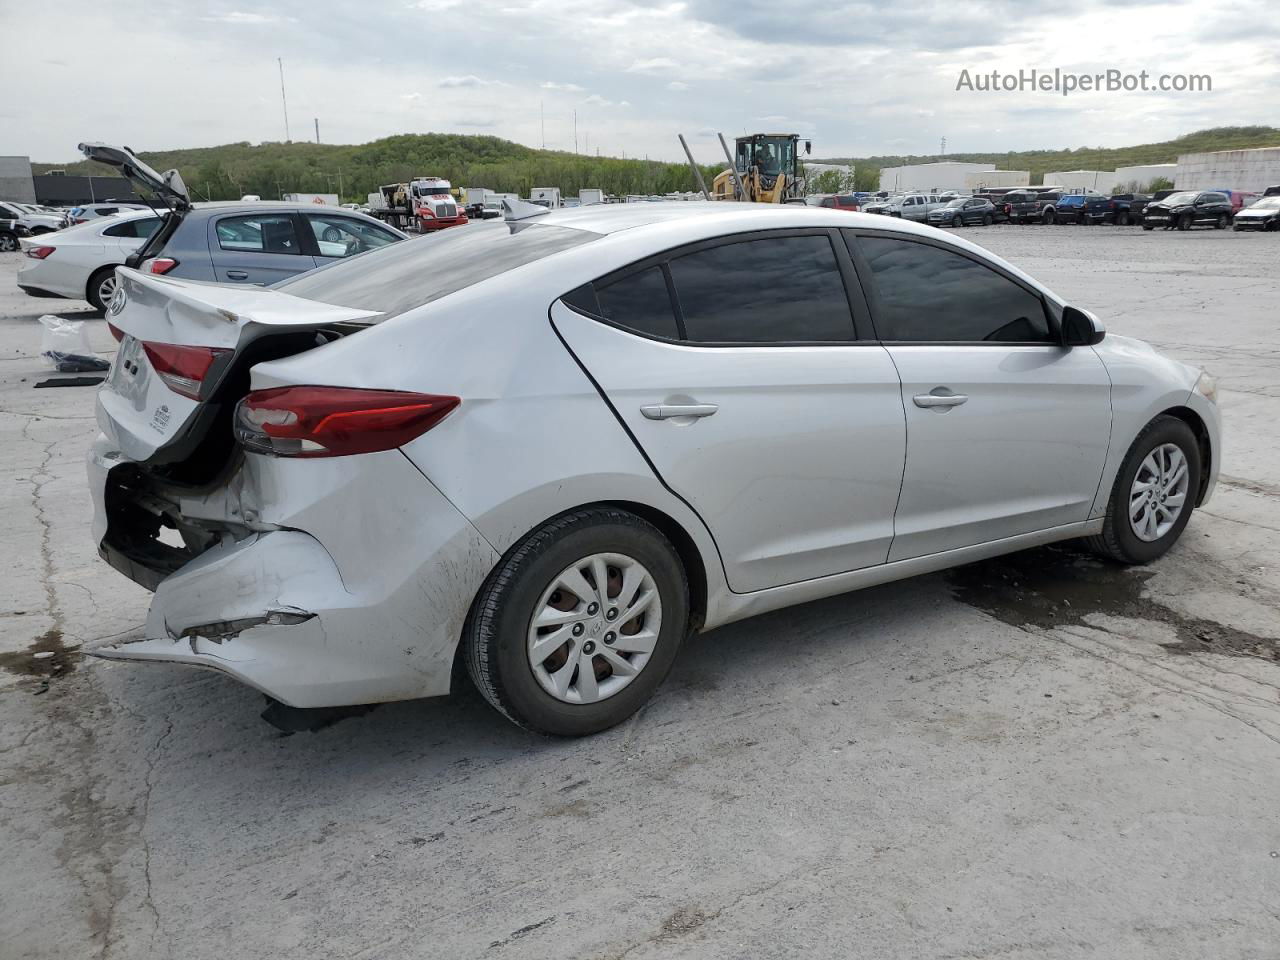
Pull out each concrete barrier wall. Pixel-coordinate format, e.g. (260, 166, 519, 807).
(1175, 148, 1280, 192)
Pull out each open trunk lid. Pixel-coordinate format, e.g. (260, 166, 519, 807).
(78, 142, 192, 211)
(100, 268, 380, 466)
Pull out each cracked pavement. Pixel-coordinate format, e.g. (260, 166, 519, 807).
(1, 227, 1278, 959)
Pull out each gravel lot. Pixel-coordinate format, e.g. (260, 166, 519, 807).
(2, 225, 1278, 959)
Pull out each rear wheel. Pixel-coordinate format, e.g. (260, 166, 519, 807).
(464, 508, 689, 736)
(0, 232, 17, 252)
(1086, 415, 1201, 565)
(1215, 214, 1229, 230)
(981, 213, 993, 225)
(1042, 209, 1056, 225)
(1116, 211, 1129, 226)
(952, 215, 962, 228)
(87, 266, 118, 313)
(1143, 224, 1154, 231)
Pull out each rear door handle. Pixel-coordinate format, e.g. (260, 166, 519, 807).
(225, 270, 249, 281)
(640, 403, 719, 420)
(913, 392, 968, 409)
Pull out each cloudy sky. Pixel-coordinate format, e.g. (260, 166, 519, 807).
(3, 0, 1275, 163)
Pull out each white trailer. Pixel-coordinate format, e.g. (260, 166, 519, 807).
(530, 187, 561, 208)
(578, 188, 605, 205)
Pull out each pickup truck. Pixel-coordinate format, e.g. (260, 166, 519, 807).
(1110, 194, 1152, 225)
(865, 193, 948, 222)
(1001, 190, 1062, 224)
(1055, 193, 1115, 224)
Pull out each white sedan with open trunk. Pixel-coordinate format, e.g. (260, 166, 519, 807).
(88, 201, 1220, 735)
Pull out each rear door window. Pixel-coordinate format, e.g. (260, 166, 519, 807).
(594, 267, 680, 339)
(305, 213, 401, 259)
(667, 234, 855, 343)
(102, 218, 161, 239)
(215, 214, 302, 255)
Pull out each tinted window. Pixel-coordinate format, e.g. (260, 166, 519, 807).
(94, 207, 119, 216)
(277, 221, 598, 320)
(856, 236, 1052, 343)
(595, 267, 679, 339)
(102, 217, 160, 239)
(668, 235, 854, 343)
(1202, 193, 1228, 204)
(306, 213, 401, 259)
(216, 214, 301, 255)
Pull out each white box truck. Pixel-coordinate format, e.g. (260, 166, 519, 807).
(530, 187, 561, 208)
(579, 188, 605, 205)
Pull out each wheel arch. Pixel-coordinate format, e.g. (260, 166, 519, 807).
(85, 263, 117, 305)
(1158, 405, 1213, 506)
(450, 499, 712, 689)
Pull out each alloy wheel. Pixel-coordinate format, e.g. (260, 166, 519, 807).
(0, 235, 17, 252)
(97, 273, 118, 309)
(527, 552, 662, 704)
(1129, 443, 1190, 542)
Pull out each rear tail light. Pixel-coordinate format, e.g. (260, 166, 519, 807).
(144, 257, 179, 275)
(141, 342, 231, 400)
(107, 322, 125, 343)
(73, 218, 88, 224)
(235, 386, 460, 458)
(25, 246, 56, 259)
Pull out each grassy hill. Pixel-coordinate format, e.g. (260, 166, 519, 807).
(816, 126, 1280, 186)
(33, 134, 719, 203)
(34, 126, 1280, 199)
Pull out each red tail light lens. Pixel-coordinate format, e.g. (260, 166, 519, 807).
(235, 386, 460, 458)
(107, 322, 125, 343)
(141, 342, 231, 400)
(146, 257, 179, 275)
(26, 246, 56, 259)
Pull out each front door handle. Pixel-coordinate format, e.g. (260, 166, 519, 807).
(913, 392, 968, 409)
(640, 403, 719, 420)
(225, 270, 249, 281)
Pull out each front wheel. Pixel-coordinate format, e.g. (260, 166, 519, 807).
(1086, 415, 1201, 564)
(1177, 212, 1193, 231)
(464, 508, 689, 736)
(0, 232, 18, 252)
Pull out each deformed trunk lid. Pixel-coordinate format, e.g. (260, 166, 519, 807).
(99, 268, 380, 463)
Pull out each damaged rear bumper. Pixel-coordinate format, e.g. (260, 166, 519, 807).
(87, 529, 420, 707)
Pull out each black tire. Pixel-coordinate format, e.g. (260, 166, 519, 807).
(1116, 212, 1129, 226)
(1143, 224, 1154, 230)
(982, 214, 993, 225)
(30, 227, 53, 236)
(464, 507, 690, 736)
(952, 215, 962, 228)
(1214, 214, 1228, 230)
(86, 266, 117, 313)
(1086, 415, 1202, 565)
(1042, 209, 1056, 225)
(0, 231, 18, 252)
(1177, 212, 1192, 231)
(1232, 224, 1242, 232)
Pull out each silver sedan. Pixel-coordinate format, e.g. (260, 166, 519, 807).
(87, 202, 1221, 736)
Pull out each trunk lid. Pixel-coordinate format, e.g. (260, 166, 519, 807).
(78, 142, 192, 211)
(99, 268, 380, 466)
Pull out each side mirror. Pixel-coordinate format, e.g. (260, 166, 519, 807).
(1062, 305, 1105, 346)
(804, 140, 812, 155)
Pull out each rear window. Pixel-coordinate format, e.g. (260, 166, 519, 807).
(275, 221, 599, 319)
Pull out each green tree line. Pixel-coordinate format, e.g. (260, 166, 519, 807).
(33, 133, 722, 203)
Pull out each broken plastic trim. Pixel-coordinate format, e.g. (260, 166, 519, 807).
(177, 608, 315, 644)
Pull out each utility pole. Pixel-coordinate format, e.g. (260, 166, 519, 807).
(940, 136, 946, 156)
(573, 110, 578, 154)
(278, 58, 291, 142)
(314, 118, 320, 144)
(540, 100, 545, 149)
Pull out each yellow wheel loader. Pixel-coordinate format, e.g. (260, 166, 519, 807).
(679, 132, 812, 203)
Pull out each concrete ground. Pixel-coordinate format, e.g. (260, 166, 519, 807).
(1, 225, 1278, 960)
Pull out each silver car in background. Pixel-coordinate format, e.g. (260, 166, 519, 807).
(87, 201, 1220, 737)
